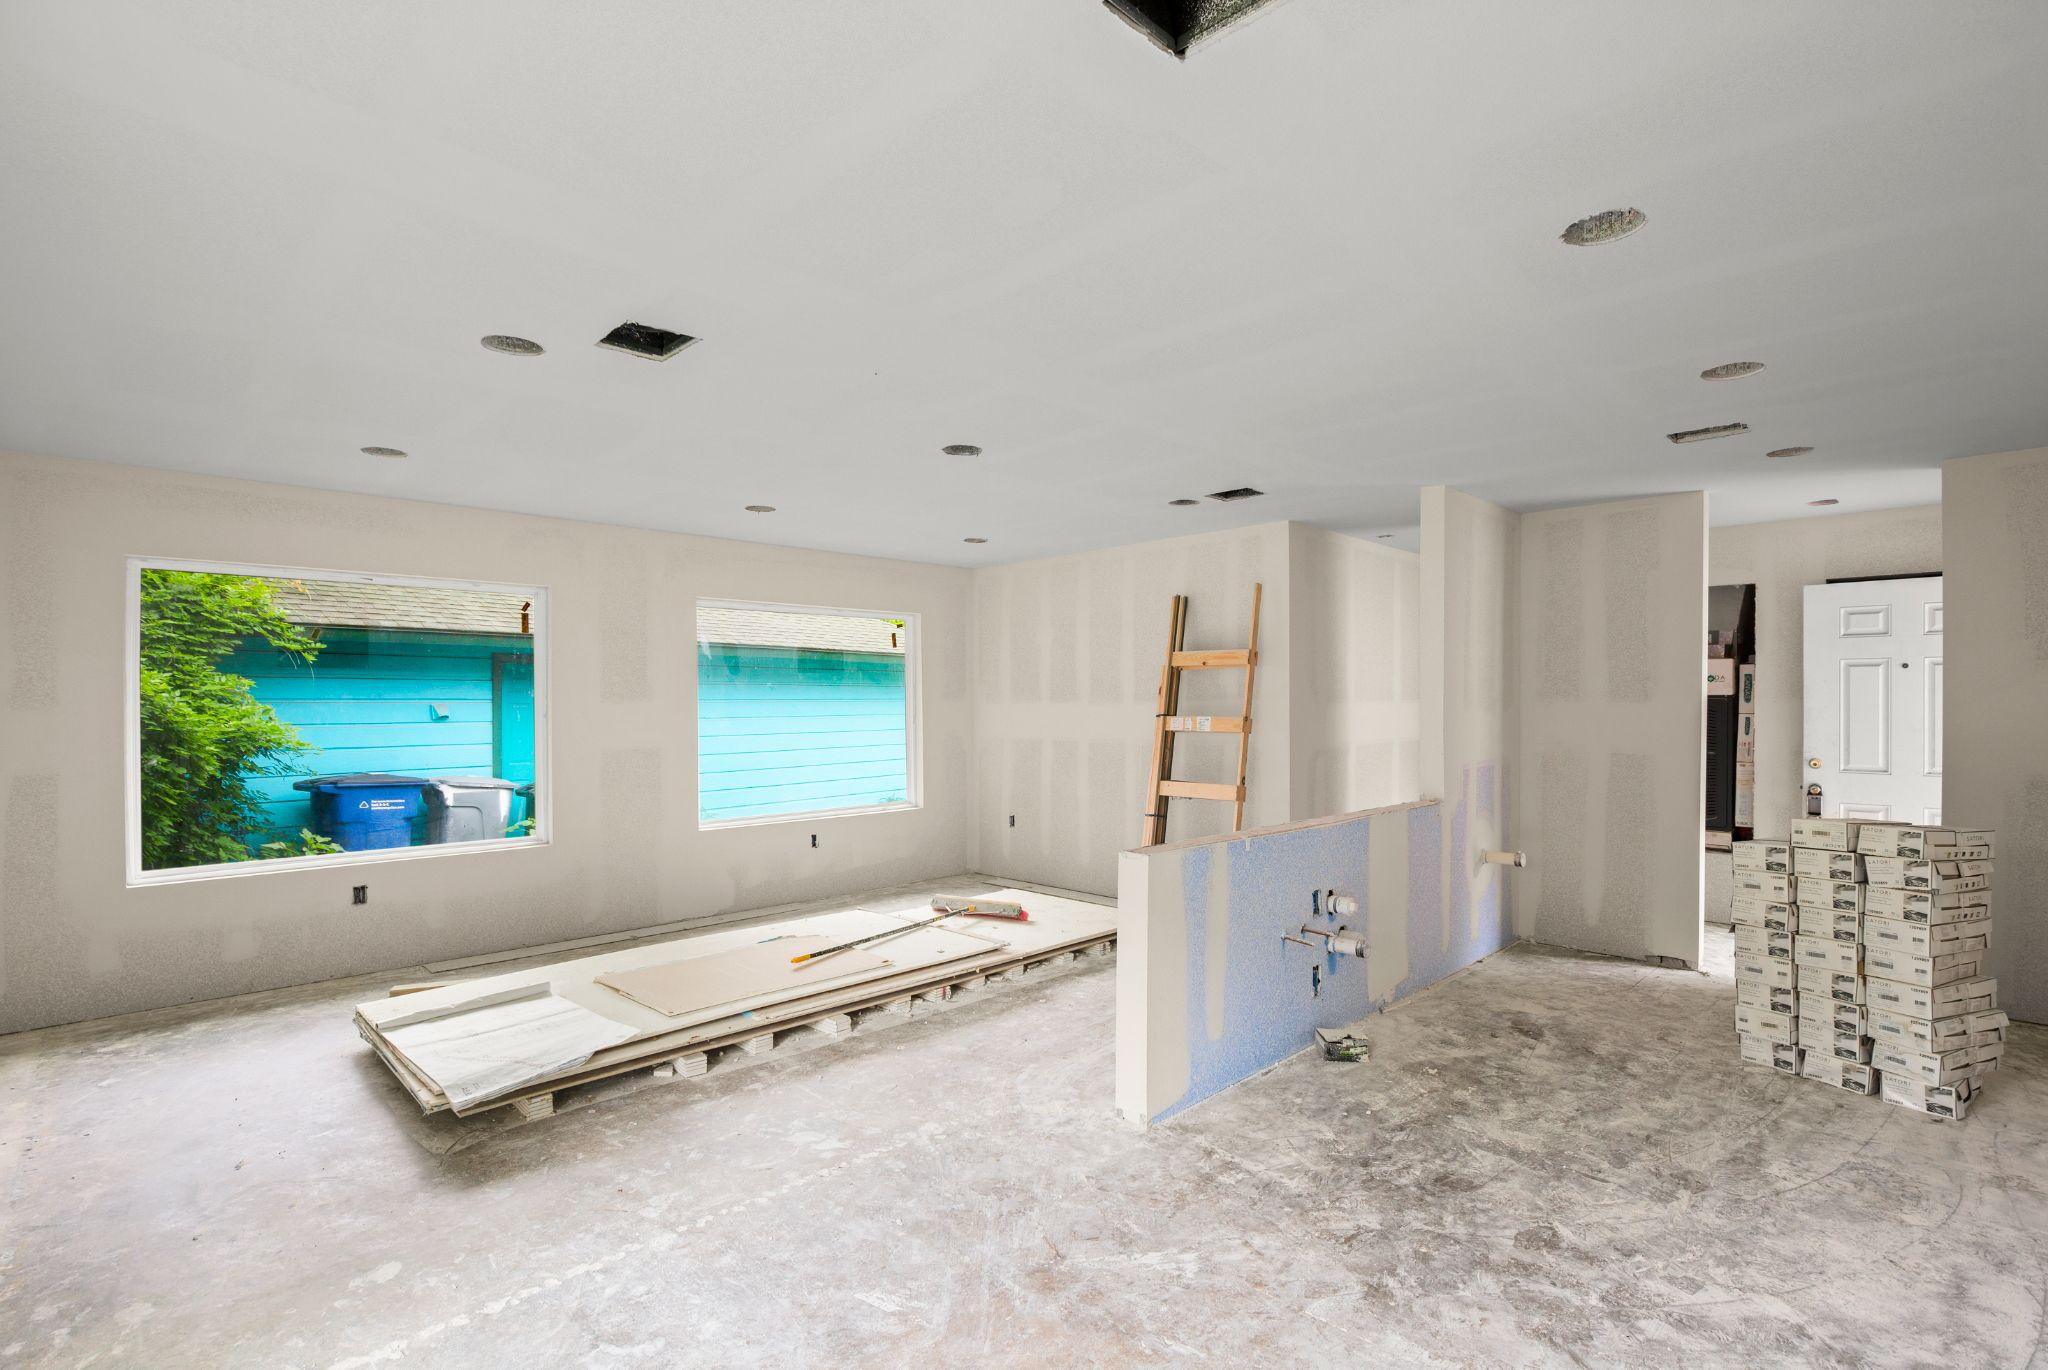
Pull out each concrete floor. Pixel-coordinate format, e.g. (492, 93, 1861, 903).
(2, 885, 2044, 1370)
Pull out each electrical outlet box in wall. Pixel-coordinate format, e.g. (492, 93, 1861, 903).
(352, 885, 367, 905)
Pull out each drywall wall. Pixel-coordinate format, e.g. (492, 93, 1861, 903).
(1419, 487, 1518, 955)
(970, 523, 1293, 896)
(1515, 493, 1706, 966)
(1287, 525, 1422, 821)
(0, 451, 977, 1033)
(1942, 446, 2048, 1024)
(1707, 505, 1942, 838)
(1116, 796, 1511, 1124)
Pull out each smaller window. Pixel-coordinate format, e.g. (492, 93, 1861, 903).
(127, 559, 547, 883)
(697, 601, 918, 826)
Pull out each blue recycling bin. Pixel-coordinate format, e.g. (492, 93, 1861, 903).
(292, 773, 433, 851)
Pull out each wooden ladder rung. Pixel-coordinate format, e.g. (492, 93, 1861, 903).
(1158, 779, 1245, 802)
(1170, 648, 1252, 670)
(1162, 714, 1248, 734)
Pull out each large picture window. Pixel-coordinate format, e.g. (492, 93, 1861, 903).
(128, 559, 546, 882)
(697, 601, 917, 825)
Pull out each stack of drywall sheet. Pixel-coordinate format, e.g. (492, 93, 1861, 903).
(356, 889, 1118, 1115)
(1787, 820, 1879, 1095)
(1732, 838, 1800, 1076)
(1858, 826, 2000, 1120)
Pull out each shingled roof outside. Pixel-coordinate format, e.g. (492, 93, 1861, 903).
(261, 578, 531, 636)
(698, 606, 904, 655)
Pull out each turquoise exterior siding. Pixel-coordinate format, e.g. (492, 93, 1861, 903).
(227, 629, 535, 846)
(698, 644, 909, 822)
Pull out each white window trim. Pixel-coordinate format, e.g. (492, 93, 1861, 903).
(125, 555, 551, 887)
(695, 597, 922, 830)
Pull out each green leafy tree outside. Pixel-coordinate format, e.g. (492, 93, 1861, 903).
(139, 570, 324, 869)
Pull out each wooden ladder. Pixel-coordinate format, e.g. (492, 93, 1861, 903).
(1142, 583, 1262, 846)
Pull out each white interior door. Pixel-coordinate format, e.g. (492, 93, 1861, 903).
(1802, 577, 1943, 824)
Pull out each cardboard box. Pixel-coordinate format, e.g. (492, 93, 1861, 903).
(1737, 979, 1797, 1015)
(1735, 713, 1758, 764)
(1732, 870, 1797, 901)
(1880, 1073, 1969, 1120)
(1734, 924, 1794, 960)
(1738, 954, 1798, 991)
(1861, 946, 1980, 989)
(1862, 886, 1989, 922)
(1732, 782, 1755, 829)
(1946, 843, 1995, 862)
(1798, 996, 1865, 1034)
(1734, 1005, 1798, 1045)
(1797, 966, 1864, 1004)
(1730, 894, 1795, 931)
(1856, 826, 1958, 858)
(1966, 1009, 2009, 1044)
(1794, 906, 1860, 943)
(1867, 1007, 1969, 1053)
(1800, 1052, 1878, 1094)
(1738, 664, 1757, 713)
(1707, 661, 1736, 696)
(1860, 914, 1989, 959)
(1860, 857, 1991, 893)
(1871, 1042, 1974, 1086)
(1733, 840, 1792, 874)
(1810, 880, 1865, 913)
(1738, 1034, 1802, 1074)
(1794, 936, 1861, 975)
(1790, 819, 1862, 852)
(1865, 976, 1995, 1020)
(1793, 848, 1866, 882)
(1972, 1041, 2005, 1074)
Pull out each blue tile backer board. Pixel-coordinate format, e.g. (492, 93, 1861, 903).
(1146, 796, 1511, 1123)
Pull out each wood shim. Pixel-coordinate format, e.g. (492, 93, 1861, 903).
(595, 940, 894, 1020)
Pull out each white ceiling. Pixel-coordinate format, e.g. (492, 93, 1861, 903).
(3, 2, 2045, 565)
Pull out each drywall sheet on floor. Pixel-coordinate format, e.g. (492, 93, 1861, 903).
(384, 992, 640, 1110)
(1515, 492, 1706, 966)
(595, 941, 896, 1019)
(1943, 446, 2048, 1023)
(1115, 798, 1509, 1125)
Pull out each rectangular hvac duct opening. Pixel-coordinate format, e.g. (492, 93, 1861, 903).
(1103, 0, 1288, 59)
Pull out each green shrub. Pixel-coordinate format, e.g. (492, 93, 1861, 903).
(139, 571, 322, 869)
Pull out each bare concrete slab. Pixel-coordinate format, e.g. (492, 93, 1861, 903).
(1, 904, 2041, 1368)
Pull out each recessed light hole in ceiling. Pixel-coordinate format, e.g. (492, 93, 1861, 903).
(1168, 498, 1201, 507)
(1768, 447, 1814, 459)
(942, 444, 982, 457)
(963, 537, 988, 544)
(1700, 361, 1766, 381)
(480, 335, 544, 356)
(1809, 498, 1839, 507)
(1666, 423, 1749, 444)
(360, 446, 407, 458)
(1206, 487, 1264, 502)
(1559, 208, 1646, 246)
(1103, 0, 1288, 59)
(745, 504, 776, 514)
(596, 321, 698, 361)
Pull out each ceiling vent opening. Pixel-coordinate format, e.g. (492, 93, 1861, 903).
(1666, 423, 1749, 444)
(596, 321, 698, 361)
(1103, 0, 1288, 59)
(1206, 486, 1264, 502)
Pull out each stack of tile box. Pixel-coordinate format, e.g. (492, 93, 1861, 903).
(1857, 824, 2002, 1120)
(1731, 838, 1800, 1076)
(1733, 821, 2005, 1120)
(1788, 820, 1880, 1096)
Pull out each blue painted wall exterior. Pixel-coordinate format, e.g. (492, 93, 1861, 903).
(698, 644, 909, 822)
(227, 629, 535, 846)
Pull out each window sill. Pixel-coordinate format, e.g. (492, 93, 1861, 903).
(127, 835, 549, 888)
(698, 802, 921, 832)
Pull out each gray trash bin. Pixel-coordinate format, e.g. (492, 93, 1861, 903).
(421, 777, 520, 844)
